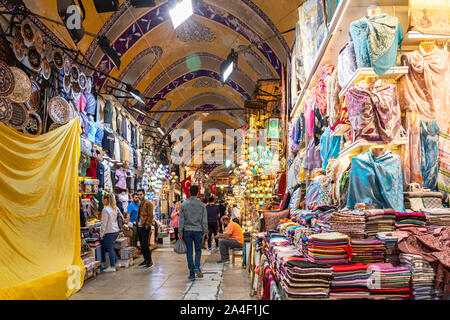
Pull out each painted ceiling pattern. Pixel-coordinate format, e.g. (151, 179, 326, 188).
(176, 21, 216, 42)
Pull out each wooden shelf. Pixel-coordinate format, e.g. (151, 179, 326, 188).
(338, 137, 407, 158)
(338, 66, 409, 99)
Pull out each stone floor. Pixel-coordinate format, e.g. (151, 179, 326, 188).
(70, 244, 254, 300)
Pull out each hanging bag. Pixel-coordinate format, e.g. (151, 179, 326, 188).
(174, 238, 187, 254)
(116, 208, 125, 230)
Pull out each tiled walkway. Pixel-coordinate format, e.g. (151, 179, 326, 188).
(70, 244, 253, 300)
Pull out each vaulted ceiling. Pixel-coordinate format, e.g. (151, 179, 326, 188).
(15, 0, 300, 176)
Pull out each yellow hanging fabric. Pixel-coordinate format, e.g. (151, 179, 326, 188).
(0, 118, 85, 300)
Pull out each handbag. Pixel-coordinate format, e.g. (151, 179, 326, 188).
(116, 208, 125, 230)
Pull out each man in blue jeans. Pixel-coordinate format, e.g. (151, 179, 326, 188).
(178, 185, 208, 281)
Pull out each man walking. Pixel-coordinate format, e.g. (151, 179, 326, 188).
(178, 185, 208, 280)
(126, 193, 139, 247)
(216, 216, 243, 263)
(136, 189, 154, 269)
(206, 197, 220, 251)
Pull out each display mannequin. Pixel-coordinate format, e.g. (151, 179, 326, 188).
(371, 146, 386, 157)
(419, 41, 436, 53)
(367, 5, 382, 18)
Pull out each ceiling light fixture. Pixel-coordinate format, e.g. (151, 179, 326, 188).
(98, 35, 121, 69)
(126, 84, 145, 104)
(133, 108, 147, 116)
(130, 0, 156, 8)
(169, 0, 193, 29)
(158, 127, 165, 135)
(220, 49, 238, 83)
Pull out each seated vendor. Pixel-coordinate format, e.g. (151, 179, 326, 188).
(215, 216, 243, 263)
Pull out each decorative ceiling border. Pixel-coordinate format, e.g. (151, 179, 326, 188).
(91, 1, 282, 89)
(145, 69, 251, 109)
(143, 52, 256, 99)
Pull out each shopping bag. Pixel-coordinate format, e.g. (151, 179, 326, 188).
(174, 238, 187, 254)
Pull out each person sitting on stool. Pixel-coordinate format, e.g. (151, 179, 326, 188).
(215, 216, 243, 263)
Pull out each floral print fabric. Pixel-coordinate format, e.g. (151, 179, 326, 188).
(346, 80, 402, 143)
(420, 120, 440, 190)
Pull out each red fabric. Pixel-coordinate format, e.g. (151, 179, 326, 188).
(86, 158, 98, 179)
(280, 191, 290, 210)
(277, 172, 287, 197)
(209, 183, 217, 196)
(332, 263, 368, 272)
(181, 176, 192, 198)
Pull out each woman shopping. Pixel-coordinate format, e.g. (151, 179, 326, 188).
(100, 193, 123, 273)
(171, 201, 181, 240)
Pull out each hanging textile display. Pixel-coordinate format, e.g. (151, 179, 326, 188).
(438, 129, 450, 203)
(0, 118, 84, 300)
(347, 149, 405, 212)
(399, 46, 450, 130)
(350, 13, 402, 76)
(408, 0, 450, 36)
(420, 120, 440, 191)
(401, 112, 423, 189)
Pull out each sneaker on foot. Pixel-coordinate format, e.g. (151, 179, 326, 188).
(138, 261, 148, 267)
(194, 267, 203, 278)
(143, 262, 153, 269)
(103, 266, 116, 273)
(188, 274, 195, 281)
(217, 259, 229, 263)
(208, 248, 212, 251)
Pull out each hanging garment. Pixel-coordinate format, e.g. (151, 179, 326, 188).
(97, 95, 105, 123)
(347, 149, 405, 212)
(97, 161, 104, 189)
(346, 80, 402, 143)
(87, 118, 97, 144)
(313, 64, 335, 116)
(350, 13, 402, 76)
(304, 134, 322, 171)
(313, 105, 328, 146)
(121, 114, 127, 141)
(0, 119, 85, 299)
(399, 46, 450, 130)
(437, 129, 450, 203)
(114, 137, 120, 162)
(94, 122, 104, 147)
(103, 99, 112, 126)
(320, 126, 341, 171)
(338, 41, 358, 88)
(326, 69, 341, 128)
(103, 163, 113, 192)
(115, 167, 127, 190)
(328, 155, 351, 205)
(401, 112, 423, 189)
(421, 120, 440, 190)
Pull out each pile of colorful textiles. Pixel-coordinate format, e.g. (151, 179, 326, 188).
(306, 232, 352, 265)
(421, 208, 450, 230)
(330, 263, 371, 299)
(281, 259, 333, 299)
(292, 227, 315, 248)
(400, 253, 435, 300)
(329, 210, 366, 239)
(351, 239, 386, 264)
(365, 209, 396, 237)
(376, 232, 400, 265)
(367, 263, 412, 299)
(395, 212, 428, 232)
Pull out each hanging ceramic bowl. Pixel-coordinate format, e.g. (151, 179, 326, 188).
(12, 32, 26, 62)
(70, 64, 79, 83)
(78, 71, 87, 90)
(21, 19, 35, 47)
(52, 49, 64, 71)
(8, 67, 32, 104)
(63, 74, 72, 94)
(33, 29, 43, 53)
(63, 55, 72, 76)
(0, 98, 12, 123)
(26, 79, 41, 111)
(85, 75, 92, 94)
(48, 95, 71, 124)
(27, 46, 42, 72)
(7, 101, 29, 130)
(49, 121, 65, 131)
(24, 110, 42, 135)
(0, 60, 15, 97)
(41, 57, 51, 80)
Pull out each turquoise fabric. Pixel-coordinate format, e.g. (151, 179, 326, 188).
(350, 14, 402, 76)
(347, 149, 405, 212)
(319, 126, 341, 171)
(420, 120, 440, 191)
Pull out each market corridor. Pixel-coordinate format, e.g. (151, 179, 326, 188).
(70, 247, 252, 300)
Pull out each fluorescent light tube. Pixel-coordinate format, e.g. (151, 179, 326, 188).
(169, 0, 193, 29)
(158, 127, 165, 135)
(222, 62, 233, 82)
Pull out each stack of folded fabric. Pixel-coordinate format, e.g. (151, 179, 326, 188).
(281, 259, 333, 299)
(329, 210, 366, 239)
(292, 227, 314, 248)
(395, 212, 428, 232)
(367, 263, 412, 299)
(306, 232, 352, 265)
(399, 253, 435, 300)
(421, 208, 450, 231)
(330, 263, 371, 299)
(365, 209, 396, 237)
(376, 232, 400, 265)
(351, 239, 386, 264)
